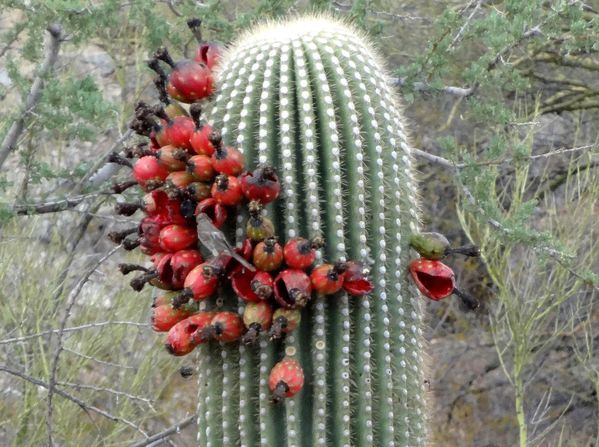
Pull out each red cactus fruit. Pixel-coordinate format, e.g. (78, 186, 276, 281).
(188, 104, 215, 156)
(342, 261, 374, 296)
(408, 258, 455, 300)
(152, 291, 178, 308)
(162, 115, 195, 150)
(155, 48, 214, 103)
(138, 215, 168, 255)
(268, 308, 302, 340)
(273, 269, 312, 308)
(283, 236, 324, 270)
(191, 125, 215, 156)
(155, 145, 189, 171)
(133, 155, 169, 190)
(310, 262, 347, 295)
(195, 197, 228, 228)
(152, 302, 197, 332)
(201, 312, 244, 343)
(159, 224, 197, 253)
(211, 174, 243, 206)
(165, 171, 195, 194)
(239, 165, 281, 204)
(246, 201, 275, 242)
(253, 237, 284, 272)
(186, 154, 215, 182)
(241, 301, 273, 344)
(231, 266, 261, 303)
(250, 270, 274, 300)
(209, 132, 244, 176)
(269, 357, 304, 403)
(166, 82, 186, 103)
(156, 249, 203, 289)
(165, 312, 214, 356)
(187, 18, 222, 70)
(175, 262, 220, 306)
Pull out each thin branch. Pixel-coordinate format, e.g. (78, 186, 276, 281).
(0, 321, 148, 345)
(390, 78, 473, 97)
(0, 24, 64, 170)
(62, 347, 137, 370)
(57, 381, 154, 405)
(412, 144, 596, 170)
(410, 147, 594, 277)
(46, 245, 123, 446)
(129, 414, 197, 447)
(0, 22, 26, 59)
(448, 0, 482, 51)
(77, 128, 133, 191)
(12, 192, 107, 215)
(0, 365, 148, 436)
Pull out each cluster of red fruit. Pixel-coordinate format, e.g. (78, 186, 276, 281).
(107, 19, 373, 404)
(408, 232, 480, 309)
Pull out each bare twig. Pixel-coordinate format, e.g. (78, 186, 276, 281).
(390, 78, 473, 97)
(57, 381, 154, 405)
(12, 192, 107, 215)
(0, 365, 148, 436)
(0, 24, 64, 170)
(63, 347, 137, 370)
(0, 22, 26, 59)
(46, 245, 122, 445)
(448, 0, 482, 51)
(412, 144, 597, 170)
(0, 321, 148, 345)
(129, 414, 197, 447)
(77, 128, 134, 191)
(410, 148, 592, 276)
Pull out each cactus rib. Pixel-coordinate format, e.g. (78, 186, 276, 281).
(197, 16, 427, 447)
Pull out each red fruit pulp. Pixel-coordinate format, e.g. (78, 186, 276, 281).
(342, 261, 374, 296)
(194, 43, 221, 70)
(409, 258, 455, 300)
(231, 266, 262, 303)
(273, 269, 312, 308)
(194, 198, 228, 228)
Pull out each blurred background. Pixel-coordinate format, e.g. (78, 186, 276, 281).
(0, 1, 597, 446)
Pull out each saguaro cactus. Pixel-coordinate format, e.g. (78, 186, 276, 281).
(196, 16, 426, 447)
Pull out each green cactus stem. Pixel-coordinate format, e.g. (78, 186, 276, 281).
(196, 16, 427, 447)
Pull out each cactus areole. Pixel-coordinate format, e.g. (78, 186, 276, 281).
(192, 16, 427, 447)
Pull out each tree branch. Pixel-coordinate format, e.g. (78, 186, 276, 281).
(0, 365, 148, 436)
(46, 245, 122, 445)
(410, 148, 588, 269)
(12, 192, 107, 215)
(0, 24, 64, 170)
(0, 321, 148, 345)
(129, 414, 197, 447)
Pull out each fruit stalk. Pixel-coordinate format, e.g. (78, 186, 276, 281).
(196, 16, 426, 446)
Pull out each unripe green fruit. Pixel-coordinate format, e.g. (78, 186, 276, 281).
(409, 232, 450, 260)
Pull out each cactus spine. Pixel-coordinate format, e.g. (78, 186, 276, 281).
(196, 16, 426, 447)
